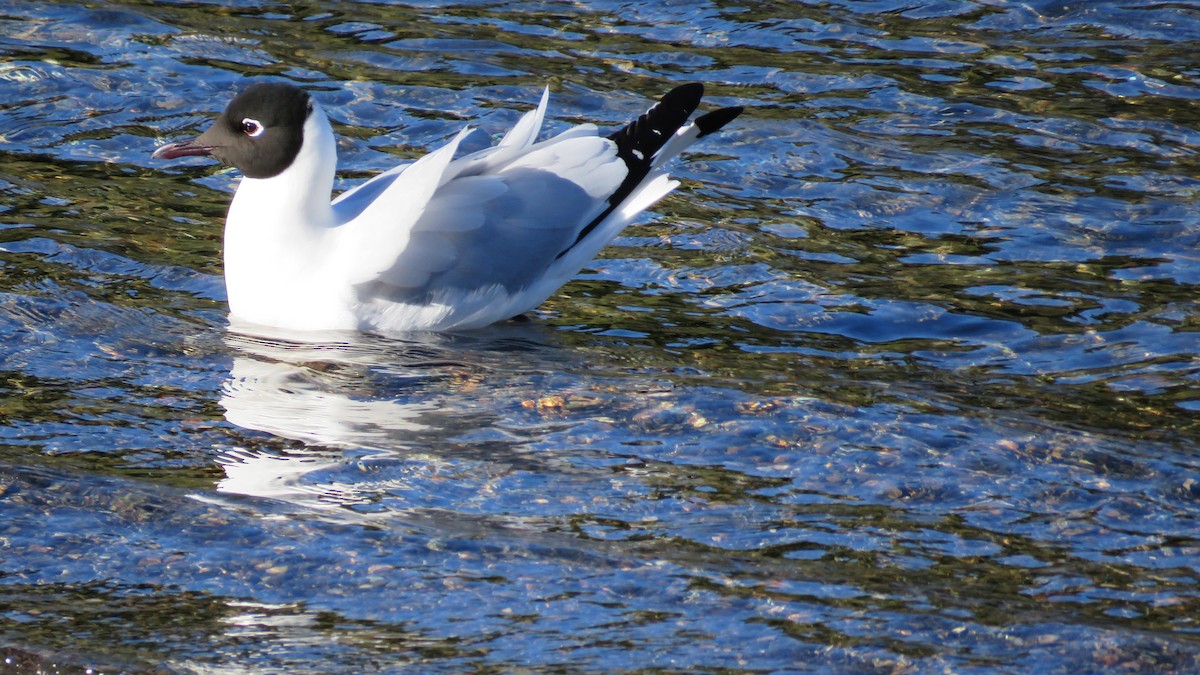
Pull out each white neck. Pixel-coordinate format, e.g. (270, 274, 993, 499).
(224, 105, 345, 327)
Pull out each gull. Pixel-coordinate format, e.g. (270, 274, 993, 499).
(153, 82, 741, 333)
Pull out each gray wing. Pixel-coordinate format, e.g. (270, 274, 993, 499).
(355, 135, 627, 305)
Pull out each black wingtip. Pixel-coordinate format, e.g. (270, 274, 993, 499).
(557, 84, 738, 260)
(695, 106, 743, 138)
(608, 83, 705, 163)
(662, 83, 705, 114)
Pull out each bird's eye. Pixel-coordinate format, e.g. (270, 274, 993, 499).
(241, 118, 265, 138)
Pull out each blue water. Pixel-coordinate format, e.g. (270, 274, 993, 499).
(1, 1, 1199, 672)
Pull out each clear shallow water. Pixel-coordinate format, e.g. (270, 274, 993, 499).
(1, 0, 1198, 672)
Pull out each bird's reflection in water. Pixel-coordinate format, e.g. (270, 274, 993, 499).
(213, 319, 557, 512)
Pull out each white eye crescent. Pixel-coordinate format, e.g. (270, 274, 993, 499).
(240, 117, 265, 137)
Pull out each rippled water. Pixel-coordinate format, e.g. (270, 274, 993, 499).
(1, 0, 1199, 672)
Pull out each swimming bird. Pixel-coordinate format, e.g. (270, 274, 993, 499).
(153, 82, 741, 333)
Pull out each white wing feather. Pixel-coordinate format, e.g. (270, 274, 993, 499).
(335, 127, 472, 283)
(497, 86, 549, 149)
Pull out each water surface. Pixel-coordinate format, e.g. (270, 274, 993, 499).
(1, 0, 1198, 672)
